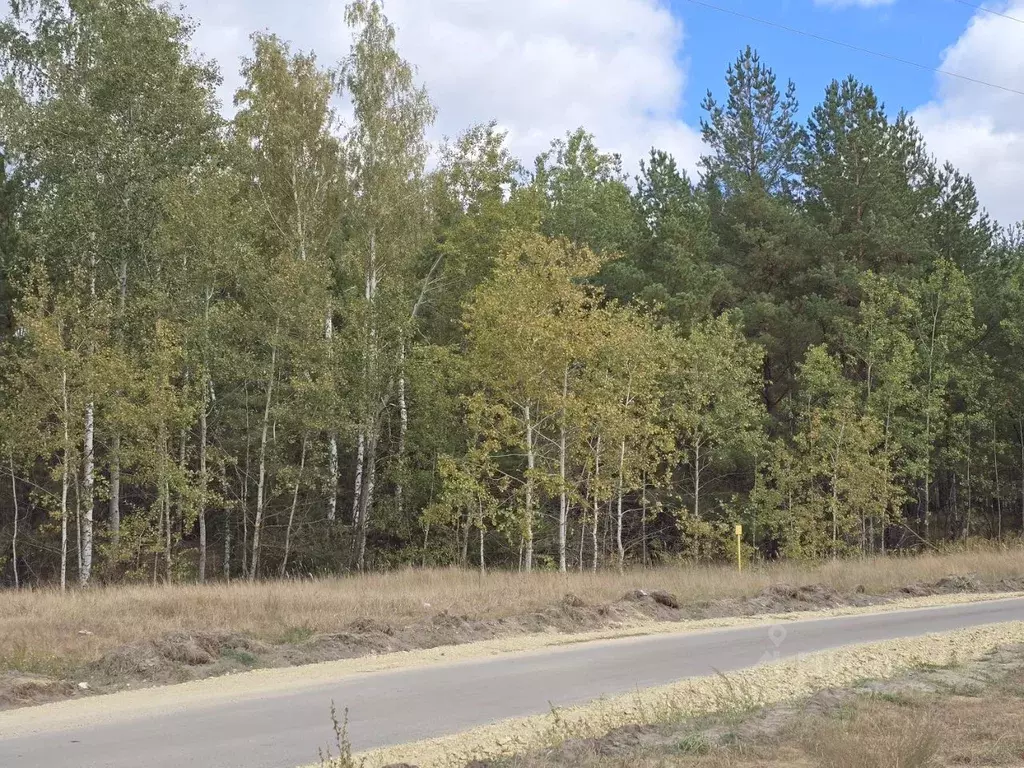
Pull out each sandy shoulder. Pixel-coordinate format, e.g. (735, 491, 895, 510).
(352, 619, 1024, 768)
(0, 591, 1019, 739)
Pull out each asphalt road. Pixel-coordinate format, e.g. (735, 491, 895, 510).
(2, 597, 1024, 768)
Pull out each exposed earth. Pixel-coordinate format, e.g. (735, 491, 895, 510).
(2, 571, 1017, 711)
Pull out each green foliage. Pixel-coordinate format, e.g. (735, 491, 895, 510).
(700, 46, 802, 198)
(767, 346, 901, 558)
(0, 20, 1021, 585)
(599, 149, 721, 330)
(535, 128, 636, 254)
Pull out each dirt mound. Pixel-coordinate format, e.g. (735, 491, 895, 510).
(703, 582, 869, 618)
(88, 631, 266, 687)
(932, 574, 982, 593)
(562, 593, 586, 608)
(898, 574, 985, 598)
(760, 583, 843, 606)
(347, 617, 396, 636)
(0, 672, 76, 708)
(898, 583, 931, 597)
(154, 631, 223, 665)
(649, 590, 681, 609)
(621, 589, 682, 610)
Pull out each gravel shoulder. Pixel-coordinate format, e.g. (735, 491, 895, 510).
(354, 619, 1024, 768)
(466, 643, 1024, 768)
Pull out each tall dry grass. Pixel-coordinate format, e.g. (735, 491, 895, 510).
(803, 707, 942, 768)
(2, 547, 1022, 674)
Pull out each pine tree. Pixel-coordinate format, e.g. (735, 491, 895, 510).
(700, 46, 802, 199)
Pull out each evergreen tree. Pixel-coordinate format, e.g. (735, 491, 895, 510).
(700, 46, 802, 199)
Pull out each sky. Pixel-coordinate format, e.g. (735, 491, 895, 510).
(176, 0, 1024, 225)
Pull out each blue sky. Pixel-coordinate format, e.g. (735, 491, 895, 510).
(673, 0, 978, 125)
(180, 0, 1024, 224)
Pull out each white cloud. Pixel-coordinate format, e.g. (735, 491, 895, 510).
(177, 0, 703, 179)
(913, 1, 1024, 225)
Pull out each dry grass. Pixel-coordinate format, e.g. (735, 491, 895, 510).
(494, 650, 1024, 768)
(2, 547, 1023, 675)
(357, 622, 1024, 768)
(799, 708, 942, 768)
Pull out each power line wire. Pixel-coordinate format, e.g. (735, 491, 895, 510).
(680, 0, 1024, 97)
(951, 0, 1024, 25)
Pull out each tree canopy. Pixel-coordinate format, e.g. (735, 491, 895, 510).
(0, 8, 1021, 585)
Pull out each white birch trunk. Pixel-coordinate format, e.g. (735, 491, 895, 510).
(396, 343, 408, 520)
(579, 517, 586, 573)
(75, 467, 81, 580)
(616, 437, 626, 572)
(524, 404, 535, 573)
(326, 303, 338, 523)
(8, 455, 18, 589)
(478, 497, 486, 577)
(592, 435, 601, 573)
(221, 463, 232, 580)
(558, 366, 568, 574)
(110, 258, 127, 551)
(354, 229, 379, 569)
(352, 431, 365, 525)
(81, 401, 94, 586)
(281, 437, 308, 577)
(198, 381, 208, 583)
(250, 339, 277, 581)
(61, 370, 70, 593)
(994, 422, 1002, 540)
(155, 412, 172, 583)
(241, 385, 252, 576)
(421, 519, 430, 568)
(109, 435, 120, 550)
(641, 476, 648, 568)
(615, 375, 633, 572)
(356, 432, 377, 572)
(923, 301, 939, 541)
(692, 442, 701, 519)
(81, 254, 97, 586)
(163, 470, 172, 583)
(327, 435, 339, 523)
(176, 425, 186, 540)
(830, 424, 846, 559)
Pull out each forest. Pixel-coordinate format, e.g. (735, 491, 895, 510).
(0, 0, 1022, 588)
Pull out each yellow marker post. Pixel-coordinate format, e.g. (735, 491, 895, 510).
(735, 524, 743, 572)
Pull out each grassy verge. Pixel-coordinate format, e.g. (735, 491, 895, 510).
(2, 547, 1023, 708)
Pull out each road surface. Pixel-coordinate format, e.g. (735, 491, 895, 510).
(2, 597, 1024, 768)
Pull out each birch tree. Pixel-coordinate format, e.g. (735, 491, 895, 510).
(464, 233, 603, 571)
(340, 0, 434, 570)
(668, 313, 766, 529)
(0, 0, 219, 582)
(229, 36, 340, 579)
(588, 304, 671, 570)
(779, 346, 900, 557)
(3, 266, 89, 590)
